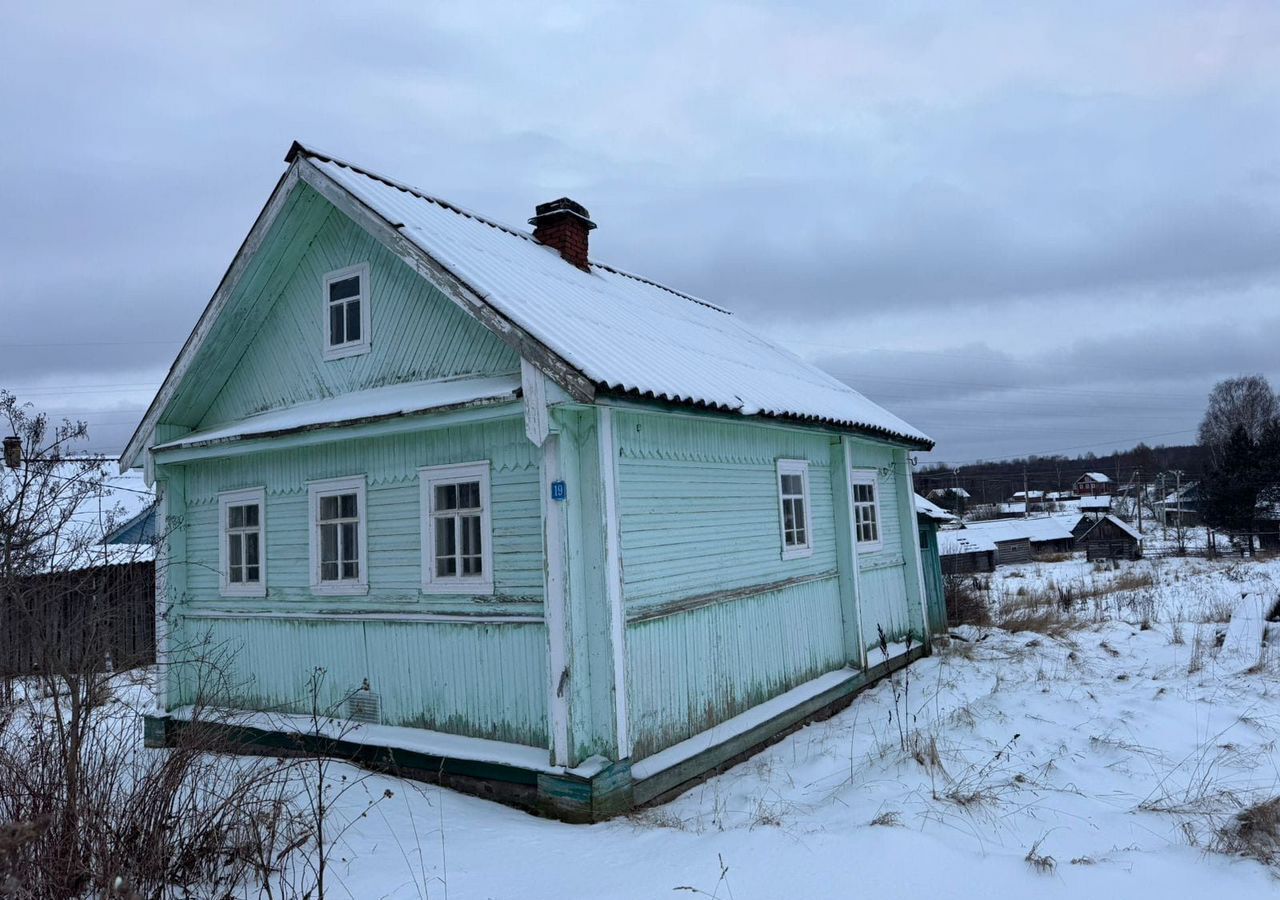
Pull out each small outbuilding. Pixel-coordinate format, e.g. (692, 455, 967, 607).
(993, 536, 1032, 565)
(938, 530, 998, 575)
(1078, 515, 1143, 561)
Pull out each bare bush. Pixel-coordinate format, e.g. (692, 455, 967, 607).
(944, 575, 991, 627)
(1213, 796, 1280, 869)
(0, 393, 310, 898)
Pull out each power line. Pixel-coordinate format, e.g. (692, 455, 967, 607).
(921, 428, 1199, 466)
(0, 339, 182, 349)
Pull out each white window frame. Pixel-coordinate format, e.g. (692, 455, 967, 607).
(850, 469, 884, 553)
(776, 459, 813, 560)
(308, 475, 369, 595)
(322, 263, 371, 361)
(218, 487, 266, 597)
(419, 461, 494, 595)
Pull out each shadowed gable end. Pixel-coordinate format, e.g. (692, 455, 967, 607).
(160, 182, 522, 434)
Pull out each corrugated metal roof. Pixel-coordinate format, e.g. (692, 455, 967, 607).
(297, 146, 931, 448)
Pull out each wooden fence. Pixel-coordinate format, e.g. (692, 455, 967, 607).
(0, 560, 155, 677)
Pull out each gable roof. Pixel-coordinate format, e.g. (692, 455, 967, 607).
(122, 143, 930, 469)
(1078, 514, 1142, 542)
(914, 493, 957, 523)
(1078, 472, 1111, 483)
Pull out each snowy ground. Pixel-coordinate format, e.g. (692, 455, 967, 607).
(25, 552, 1277, 898)
(285, 552, 1280, 898)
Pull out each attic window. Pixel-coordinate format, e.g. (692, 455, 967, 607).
(323, 264, 371, 360)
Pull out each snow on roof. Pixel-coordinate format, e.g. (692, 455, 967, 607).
(938, 530, 998, 555)
(961, 514, 1081, 545)
(156, 374, 521, 451)
(1080, 514, 1142, 542)
(914, 494, 957, 523)
(1080, 472, 1111, 483)
(1079, 495, 1112, 509)
(299, 147, 931, 447)
(5, 466, 157, 569)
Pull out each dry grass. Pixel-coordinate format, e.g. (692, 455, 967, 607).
(995, 592, 1076, 638)
(869, 810, 902, 827)
(1213, 797, 1280, 868)
(944, 575, 992, 627)
(1025, 836, 1057, 874)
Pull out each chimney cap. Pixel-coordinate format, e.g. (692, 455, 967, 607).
(528, 197, 596, 231)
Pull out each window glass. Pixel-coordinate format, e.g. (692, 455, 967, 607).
(424, 468, 491, 590)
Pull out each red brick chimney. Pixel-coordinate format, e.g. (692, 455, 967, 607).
(529, 198, 596, 270)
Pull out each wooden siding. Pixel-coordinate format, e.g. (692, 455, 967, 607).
(847, 441, 913, 650)
(163, 415, 548, 748)
(613, 412, 839, 613)
(168, 183, 520, 432)
(613, 411, 852, 758)
(181, 417, 543, 611)
(626, 575, 845, 759)
(174, 615, 548, 746)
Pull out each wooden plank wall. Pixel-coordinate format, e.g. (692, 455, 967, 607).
(0, 561, 155, 677)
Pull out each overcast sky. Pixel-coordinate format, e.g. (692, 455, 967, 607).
(2, 2, 1278, 465)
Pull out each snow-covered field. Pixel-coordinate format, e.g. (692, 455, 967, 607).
(19, 552, 1279, 898)
(284, 552, 1280, 898)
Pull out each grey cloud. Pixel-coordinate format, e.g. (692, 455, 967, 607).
(1, 2, 1278, 462)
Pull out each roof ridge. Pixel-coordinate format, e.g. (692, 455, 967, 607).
(288, 141, 732, 316)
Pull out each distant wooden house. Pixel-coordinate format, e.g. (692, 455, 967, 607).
(1156, 483, 1199, 527)
(960, 515, 1079, 560)
(1074, 472, 1112, 497)
(1078, 495, 1112, 516)
(1078, 515, 1142, 560)
(926, 487, 970, 513)
(937, 530, 997, 575)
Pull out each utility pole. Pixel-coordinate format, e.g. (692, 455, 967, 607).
(1136, 469, 1142, 532)
(1023, 468, 1029, 519)
(1174, 469, 1184, 554)
(1157, 473, 1167, 540)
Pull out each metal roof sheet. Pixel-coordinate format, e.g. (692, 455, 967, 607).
(299, 147, 931, 447)
(155, 374, 520, 450)
(960, 514, 1081, 545)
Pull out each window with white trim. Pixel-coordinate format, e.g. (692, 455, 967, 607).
(776, 459, 813, 559)
(851, 469, 883, 551)
(323, 263, 371, 360)
(420, 462, 493, 594)
(308, 476, 368, 594)
(219, 487, 266, 596)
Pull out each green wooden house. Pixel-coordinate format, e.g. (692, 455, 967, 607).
(123, 143, 936, 819)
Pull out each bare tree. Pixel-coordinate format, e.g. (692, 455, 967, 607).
(1198, 376, 1280, 464)
(0, 391, 308, 898)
